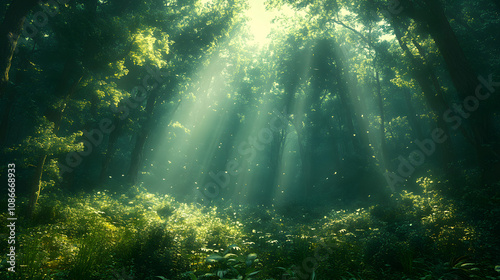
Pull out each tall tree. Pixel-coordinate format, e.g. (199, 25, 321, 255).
(0, 0, 39, 97)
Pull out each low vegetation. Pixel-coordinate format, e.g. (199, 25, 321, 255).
(1, 176, 499, 280)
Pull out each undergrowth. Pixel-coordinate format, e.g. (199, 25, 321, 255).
(0, 177, 499, 280)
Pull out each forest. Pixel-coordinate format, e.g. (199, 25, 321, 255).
(0, 0, 499, 279)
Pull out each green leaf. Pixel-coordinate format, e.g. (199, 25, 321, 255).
(246, 253, 258, 266)
(247, 270, 260, 276)
(246, 253, 257, 261)
(224, 253, 239, 259)
(184, 271, 197, 280)
(206, 254, 224, 263)
(222, 244, 241, 255)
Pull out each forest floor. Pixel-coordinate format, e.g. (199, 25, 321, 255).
(1, 177, 499, 280)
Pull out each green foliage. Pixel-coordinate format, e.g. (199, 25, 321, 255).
(16, 233, 51, 280)
(68, 230, 110, 280)
(202, 245, 260, 279)
(1, 178, 499, 279)
(10, 117, 83, 156)
(1, 1, 499, 280)
(130, 27, 170, 68)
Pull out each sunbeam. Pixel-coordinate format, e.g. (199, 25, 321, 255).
(4, 0, 499, 278)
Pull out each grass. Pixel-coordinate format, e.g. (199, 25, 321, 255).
(0, 177, 499, 280)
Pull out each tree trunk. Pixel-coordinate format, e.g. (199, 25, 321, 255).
(335, 67, 356, 143)
(265, 123, 287, 205)
(128, 92, 157, 185)
(332, 45, 370, 158)
(292, 119, 312, 198)
(393, 22, 456, 171)
(422, 0, 487, 148)
(99, 116, 122, 183)
(0, 87, 16, 147)
(375, 70, 389, 168)
(128, 129, 149, 185)
(0, 0, 39, 97)
(422, 0, 477, 100)
(404, 90, 424, 141)
(27, 73, 83, 217)
(27, 154, 46, 217)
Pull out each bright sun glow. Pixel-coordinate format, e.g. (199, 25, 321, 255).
(245, 0, 293, 45)
(200, 0, 293, 46)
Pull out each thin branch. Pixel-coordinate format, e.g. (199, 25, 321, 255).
(331, 19, 374, 50)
